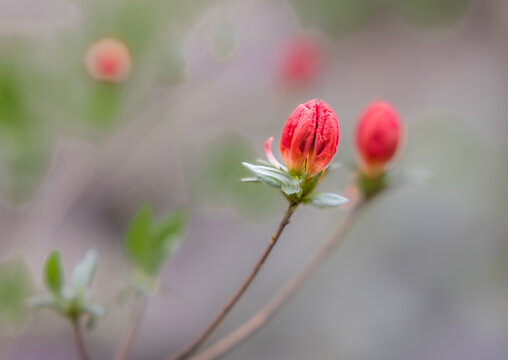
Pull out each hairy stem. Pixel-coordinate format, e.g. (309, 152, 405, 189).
(189, 199, 366, 360)
(168, 203, 297, 360)
(71, 316, 89, 360)
(114, 295, 149, 360)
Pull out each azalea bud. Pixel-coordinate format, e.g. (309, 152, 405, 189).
(355, 101, 402, 176)
(279, 99, 339, 177)
(278, 34, 323, 87)
(84, 38, 132, 83)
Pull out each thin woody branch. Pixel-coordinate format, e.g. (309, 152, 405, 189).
(168, 203, 297, 360)
(188, 199, 366, 360)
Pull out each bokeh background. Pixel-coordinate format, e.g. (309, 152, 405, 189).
(0, 0, 507, 359)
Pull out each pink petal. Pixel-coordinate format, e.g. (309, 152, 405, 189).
(264, 137, 284, 169)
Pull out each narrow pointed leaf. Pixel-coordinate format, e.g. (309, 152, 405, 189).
(242, 162, 282, 187)
(44, 251, 64, 295)
(125, 205, 188, 277)
(70, 249, 98, 291)
(305, 192, 349, 207)
(148, 208, 187, 275)
(125, 205, 153, 272)
(242, 163, 301, 194)
(25, 294, 58, 309)
(240, 177, 260, 183)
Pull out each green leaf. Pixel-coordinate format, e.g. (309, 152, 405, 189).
(125, 205, 153, 273)
(304, 192, 349, 208)
(242, 163, 301, 195)
(256, 159, 287, 171)
(125, 205, 187, 276)
(70, 249, 98, 292)
(44, 251, 64, 295)
(25, 294, 58, 309)
(242, 162, 283, 187)
(240, 177, 260, 183)
(149, 208, 187, 274)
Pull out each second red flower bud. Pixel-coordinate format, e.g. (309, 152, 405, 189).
(355, 101, 402, 177)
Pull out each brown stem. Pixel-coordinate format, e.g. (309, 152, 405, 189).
(71, 316, 90, 360)
(188, 199, 366, 360)
(168, 204, 297, 360)
(114, 295, 149, 360)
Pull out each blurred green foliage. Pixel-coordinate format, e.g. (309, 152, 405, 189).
(392, 0, 470, 27)
(210, 16, 237, 60)
(289, 0, 471, 37)
(290, 0, 378, 36)
(403, 118, 485, 189)
(193, 134, 279, 217)
(0, 49, 48, 200)
(0, 0, 210, 201)
(126, 205, 187, 280)
(0, 258, 33, 327)
(30, 250, 105, 325)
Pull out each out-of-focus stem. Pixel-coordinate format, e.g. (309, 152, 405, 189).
(189, 199, 366, 360)
(168, 203, 298, 360)
(71, 317, 89, 360)
(113, 295, 149, 360)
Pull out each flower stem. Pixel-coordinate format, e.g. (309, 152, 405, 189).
(188, 199, 366, 360)
(71, 316, 89, 360)
(168, 203, 298, 360)
(113, 294, 149, 360)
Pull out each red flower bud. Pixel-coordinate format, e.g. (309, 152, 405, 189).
(84, 38, 132, 83)
(279, 99, 339, 176)
(355, 101, 402, 176)
(278, 35, 323, 87)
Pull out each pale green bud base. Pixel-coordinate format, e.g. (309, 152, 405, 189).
(356, 170, 387, 200)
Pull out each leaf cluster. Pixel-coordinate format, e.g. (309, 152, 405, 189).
(125, 205, 187, 291)
(242, 162, 348, 207)
(28, 250, 105, 327)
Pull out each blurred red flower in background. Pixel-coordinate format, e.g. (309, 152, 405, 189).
(84, 37, 132, 83)
(277, 34, 324, 87)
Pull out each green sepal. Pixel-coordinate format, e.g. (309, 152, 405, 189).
(300, 170, 324, 196)
(357, 171, 387, 199)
